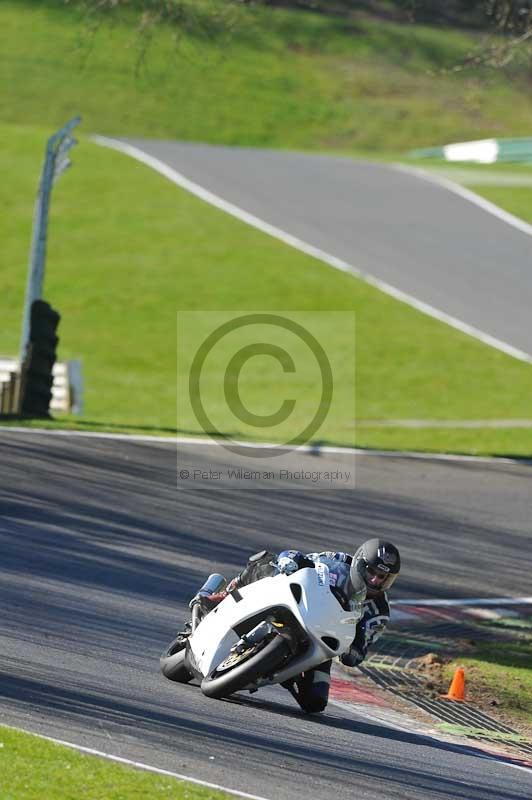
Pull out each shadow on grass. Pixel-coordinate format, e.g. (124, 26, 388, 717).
(469, 639, 532, 670)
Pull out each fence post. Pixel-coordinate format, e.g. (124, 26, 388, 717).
(19, 116, 81, 365)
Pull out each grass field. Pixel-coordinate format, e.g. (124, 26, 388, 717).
(1, 2, 532, 455)
(2, 0, 532, 154)
(0, 725, 232, 800)
(2, 122, 532, 455)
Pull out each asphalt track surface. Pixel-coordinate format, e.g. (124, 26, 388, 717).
(2, 430, 532, 799)
(120, 139, 532, 356)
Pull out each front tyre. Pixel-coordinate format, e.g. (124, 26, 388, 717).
(201, 635, 289, 700)
(160, 637, 193, 683)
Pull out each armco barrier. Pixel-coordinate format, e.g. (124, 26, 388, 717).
(410, 137, 532, 164)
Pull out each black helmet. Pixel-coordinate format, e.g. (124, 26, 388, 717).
(351, 538, 400, 594)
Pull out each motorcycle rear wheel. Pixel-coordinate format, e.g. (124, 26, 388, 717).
(201, 635, 289, 699)
(160, 637, 193, 683)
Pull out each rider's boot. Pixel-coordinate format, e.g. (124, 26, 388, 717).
(282, 664, 331, 714)
(176, 574, 228, 644)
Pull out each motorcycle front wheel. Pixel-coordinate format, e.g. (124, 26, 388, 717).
(201, 635, 290, 699)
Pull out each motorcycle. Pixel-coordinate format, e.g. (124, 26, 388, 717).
(160, 562, 365, 701)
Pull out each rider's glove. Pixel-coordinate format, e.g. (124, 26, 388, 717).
(340, 645, 365, 668)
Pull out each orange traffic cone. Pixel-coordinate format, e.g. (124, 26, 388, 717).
(441, 666, 465, 701)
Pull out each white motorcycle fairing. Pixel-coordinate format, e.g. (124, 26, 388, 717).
(187, 565, 363, 688)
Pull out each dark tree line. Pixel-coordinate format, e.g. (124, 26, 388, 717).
(73, 0, 532, 32)
(70, 0, 531, 31)
(256, 0, 531, 32)
(485, 0, 532, 32)
(71, 0, 532, 66)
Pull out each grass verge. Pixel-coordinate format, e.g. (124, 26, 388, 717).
(0, 725, 232, 800)
(443, 636, 532, 736)
(1, 122, 532, 455)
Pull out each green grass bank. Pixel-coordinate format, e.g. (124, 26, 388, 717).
(0, 725, 232, 800)
(2, 122, 532, 455)
(2, 0, 532, 154)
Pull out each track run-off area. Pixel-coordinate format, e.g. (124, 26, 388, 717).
(1, 429, 531, 800)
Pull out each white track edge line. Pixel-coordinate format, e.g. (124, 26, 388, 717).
(0, 426, 178, 444)
(1, 724, 270, 800)
(393, 597, 532, 606)
(91, 135, 532, 365)
(2, 425, 531, 466)
(392, 162, 532, 238)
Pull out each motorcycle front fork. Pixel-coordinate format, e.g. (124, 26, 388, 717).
(232, 618, 301, 657)
(233, 620, 276, 653)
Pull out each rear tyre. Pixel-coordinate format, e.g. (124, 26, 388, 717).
(201, 635, 290, 700)
(160, 637, 193, 683)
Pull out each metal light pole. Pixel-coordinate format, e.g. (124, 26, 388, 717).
(19, 116, 81, 365)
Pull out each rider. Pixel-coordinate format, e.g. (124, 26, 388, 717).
(178, 539, 401, 714)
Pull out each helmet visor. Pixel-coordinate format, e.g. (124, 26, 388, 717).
(365, 564, 397, 591)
